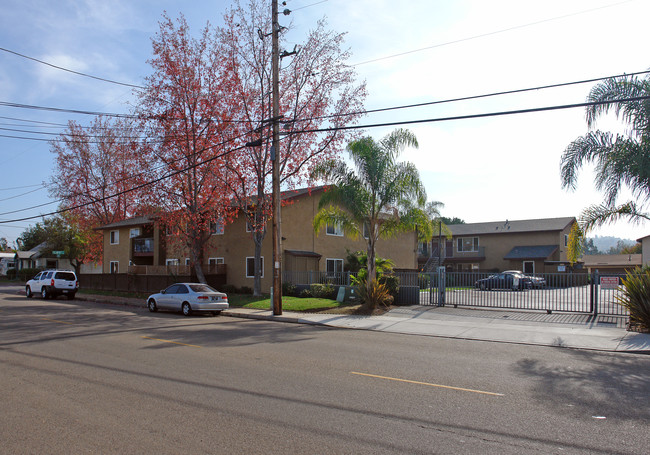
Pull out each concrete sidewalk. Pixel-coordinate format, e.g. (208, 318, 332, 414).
(71, 292, 650, 353)
(221, 306, 650, 353)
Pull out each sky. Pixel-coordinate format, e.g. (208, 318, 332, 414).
(1, 0, 649, 248)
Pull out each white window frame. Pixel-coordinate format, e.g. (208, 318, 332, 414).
(210, 220, 224, 235)
(326, 258, 344, 276)
(109, 261, 119, 274)
(166, 258, 179, 266)
(326, 222, 343, 236)
(457, 237, 479, 252)
(110, 230, 119, 245)
(129, 228, 141, 238)
(185, 258, 190, 266)
(246, 256, 264, 278)
(363, 222, 371, 239)
(208, 257, 225, 265)
(564, 234, 569, 247)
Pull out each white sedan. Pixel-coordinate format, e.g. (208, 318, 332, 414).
(147, 283, 229, 316)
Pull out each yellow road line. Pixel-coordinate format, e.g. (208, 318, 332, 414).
(351, 372, 504, 396)
(41, 317, 74, 325)
(141, 336, 201, 348)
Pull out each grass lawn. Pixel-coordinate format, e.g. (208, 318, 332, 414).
(227, 294, 381, 315)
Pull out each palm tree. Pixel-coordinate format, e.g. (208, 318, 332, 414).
(313, 128, 432, 302)
(560, 74, 650, 231)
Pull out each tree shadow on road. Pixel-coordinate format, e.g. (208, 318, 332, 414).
(513, 349, 650, 421)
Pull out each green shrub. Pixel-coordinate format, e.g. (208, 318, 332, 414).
(221, 284, 238, 294)
(356, 278, 393, 310)
(617, 268, 650, 331)
(310, 283, 335, 299)
(300, 288, 312, 298)
(239, 286, 253, 295)
(379, 274, 399, 298)
(10, 268, 41, 282)
(282, 282, 297, 297)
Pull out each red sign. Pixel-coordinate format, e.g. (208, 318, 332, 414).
(600, 277, 620, 289)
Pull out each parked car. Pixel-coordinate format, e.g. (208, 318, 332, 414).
(503, 270, 546, 289)
(26, 270, 79, 300)
(147, 283, 228, 316)
(475, 273, 527, 291)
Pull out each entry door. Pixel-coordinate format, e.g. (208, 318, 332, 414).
(523, 261, 534, 274)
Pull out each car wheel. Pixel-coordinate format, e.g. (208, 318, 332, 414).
(26, 286, 33, 298)
(182, 302, 192, 316)
(41, 287, 49, 299)
(148, 299, 158, 313)
(212, 311, 221, 316)
(479, 283, 486, 291)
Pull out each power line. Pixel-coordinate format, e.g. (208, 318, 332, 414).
(284, 95, 650, 134)
(0, 128, 266, 219)
(0, 140, 253, 224)
(350, 0, 633, 67)
(0, 46, 145, 89)
(285, 69, 650, 125)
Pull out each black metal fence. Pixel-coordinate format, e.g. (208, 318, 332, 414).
(280, 269, 629, 316)
(399, 271, 629, 316)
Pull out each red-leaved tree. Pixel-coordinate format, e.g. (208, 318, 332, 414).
(136, 13, 240, 283)
(217, 0, 367, 295)
(49, 115, 149, 265)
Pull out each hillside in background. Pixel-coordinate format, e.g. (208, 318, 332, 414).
(587, 236, 636, 255)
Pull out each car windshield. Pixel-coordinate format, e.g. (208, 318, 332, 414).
(189, 284, 217, 293)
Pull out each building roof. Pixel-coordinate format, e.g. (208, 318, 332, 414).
(582, 254, 642, 267)
(97, 216, 155, 230)
(285, 250, 322, 258)
(504, 245, 558, 260)
(449, 217, 575, 236)
(96, 187, 329, 231)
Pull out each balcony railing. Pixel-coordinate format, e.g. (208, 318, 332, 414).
(132, 238, 154, 255)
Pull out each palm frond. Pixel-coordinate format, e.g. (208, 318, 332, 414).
(580, 201, 650, 232)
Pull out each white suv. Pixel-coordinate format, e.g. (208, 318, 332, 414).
(26, 270, 79, 300)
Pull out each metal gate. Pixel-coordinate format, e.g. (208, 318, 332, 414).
(406, 271, 629, 317)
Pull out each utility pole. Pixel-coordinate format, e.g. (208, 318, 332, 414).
(271, 0, 282, 315)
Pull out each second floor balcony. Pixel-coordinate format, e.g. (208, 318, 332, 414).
(132, 238, 154, 256)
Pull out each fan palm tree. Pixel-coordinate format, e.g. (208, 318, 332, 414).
(560, 74, 650, 231)
(313, 128, 432, 300)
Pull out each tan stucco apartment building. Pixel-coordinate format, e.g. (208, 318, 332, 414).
(425, 217, 577, 274)
(98, 187, 419, 291)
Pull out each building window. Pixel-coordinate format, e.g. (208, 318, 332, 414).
(210, 220, 224, 235)
(246, 256, 264, 278)
(457, 237, 479, 252)
(326, 222, 343, 236)
(208, 257, 225, 265)
(129, 228, 141, 238)
(110, 230, 119, 245)
(110, 261, 119, 274)
(166, 258, 179, 266)
(363, 222, 371, 239)
(326, 258, 343, 276)
(185, 258, 190, 266)
(564, 234, 569, 247)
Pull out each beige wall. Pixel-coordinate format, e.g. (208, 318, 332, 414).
(100, 191, 419, 291)
(102, 227, 131, 273)
(448, 222, 574, 273)
(205, 191, 418, 291)
(641, 237, 650, 266)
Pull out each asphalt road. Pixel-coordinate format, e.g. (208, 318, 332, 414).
(1, 286, 649, 454)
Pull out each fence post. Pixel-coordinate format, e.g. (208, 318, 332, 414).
(593, 269, 599, 317)
(437, 266, 446, 307)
